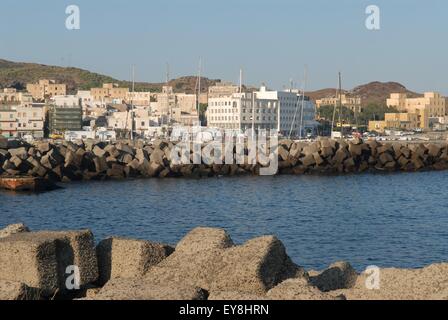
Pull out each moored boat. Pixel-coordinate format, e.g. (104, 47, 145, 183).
(0, 176, 57, 192)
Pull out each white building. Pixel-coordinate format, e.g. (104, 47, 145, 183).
(207, 85, 317, 137)
(52, 95, 81, 108)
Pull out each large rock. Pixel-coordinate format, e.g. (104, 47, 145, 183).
(209, 236, 305, 295)
(90, 277, 207, 300)
(176, 227, 233, 254)
(0, 136, 7, 149)
(309, 261, 358, 292)
(36, 142, 51, 154)
(267, 277, 341, 300)
(0, 230, 98, 295)
(0, 280, 40, 300)
(116, 143, 134, 155)
(144, 228, 234, 290)
(0, 223, 30, 239)
(335, 263, 448, 300)
(8, 147, 28, 159)
(92, 146, 106, 158)
(96, 237, 174, 285)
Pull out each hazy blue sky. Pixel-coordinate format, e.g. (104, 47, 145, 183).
(1, 0, 447, 93)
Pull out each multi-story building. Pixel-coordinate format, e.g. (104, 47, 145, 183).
(368, 113, 420, 133)
(207, 85, 317, 136)
(48, 96, 82, 133)
(316, 94, 362, 113)
(0, 90, 45, 138)
(91, 83, 129, 103)
(155, 86, 176, 115)
(386, 92, 446, 129)
(1, 88, 28, 104)
(26, 79, 67, 100)
(154, 86, 198, 124)
(0, 105, 18, 138)
(208, 82, 241, 99)
(126, 91, 151, 107)
(107, 109, 161, 137)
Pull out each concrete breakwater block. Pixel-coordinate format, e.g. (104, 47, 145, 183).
(88, 278, 207, 300)
(0, 223, 29, 239)
(333, 263, 448, 300)
(2, 138, 448, 182)
(141, 228, 304, 297)
(0, 280, 40, 300)
(209, 235, 304, 295)
(309, 261, 358, 292)
(96, 237, 174, 285)
(0, 230, 98, 295)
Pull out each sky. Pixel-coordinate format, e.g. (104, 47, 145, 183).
(0, 0, 447, 94)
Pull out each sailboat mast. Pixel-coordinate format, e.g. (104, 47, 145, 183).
(299, 66, 307, 139)
(338, 72, 342, 134)
(130, 65, 135, 141)
(197, 58, 202, 116)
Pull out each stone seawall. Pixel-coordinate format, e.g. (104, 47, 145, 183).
(1, 223, 448, 300)
(1, 136, 448, 182)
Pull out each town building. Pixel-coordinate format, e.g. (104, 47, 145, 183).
(126, 91, 151, 107)
(316, 94, 362, 113)
(91, 83, 129, 103)
(0, 105, 17, 138)
(368, 113, 420, 133)
(1, 88, 30, 104)
(26, 79, 67, 100)
(386, 92, 446, 129)
(208, 82, 241, 99)
(207, 85, 317, 136)
(48, 96, 82, 133)
(154, 86, 198, 124)
(16, 104, 45, 139)
(0, 90, 45, 138)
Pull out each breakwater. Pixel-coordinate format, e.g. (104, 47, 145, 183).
(1, 136, 448, 181)
(1, 223, 447, 300)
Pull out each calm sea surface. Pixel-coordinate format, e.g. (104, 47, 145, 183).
(1, 172, 448, 271)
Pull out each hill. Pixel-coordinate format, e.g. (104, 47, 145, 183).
(0, 59, 219, 94)
(307, 81, 421, 106)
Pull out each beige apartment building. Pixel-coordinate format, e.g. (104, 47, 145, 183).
(368, 112, 419, 133)
(0, 106, 17, 138)
(126, 91, 151, 106)
(208, 82, 241, 99)
(386, 92, 445, 129)
(154, 86, 198, 123)
(91, 83, 129, 102)
(316, 94, 362, 113)
(26, 79, 67, 100)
